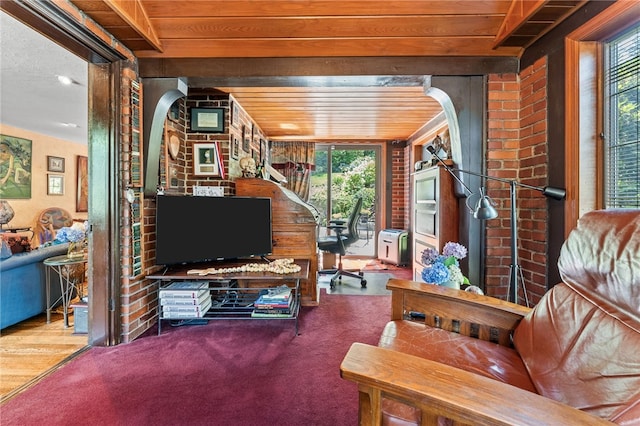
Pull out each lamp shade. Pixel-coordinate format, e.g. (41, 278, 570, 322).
(542, 186, 566, 200)
(473, 195, 498, 220)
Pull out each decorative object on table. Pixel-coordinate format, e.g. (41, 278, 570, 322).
(55, 221, 88, 259)
(464, 285, 484, 295)
(187, 258, 302, 276)
(239, 156, 257, 177)
(420, 241, 469, 289)
(0, 200, 15, 228)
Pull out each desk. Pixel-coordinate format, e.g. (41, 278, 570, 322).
(44, 254, 87, 328)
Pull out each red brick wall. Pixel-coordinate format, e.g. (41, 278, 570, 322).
(486, 56, 550, 305)
(390, 143, 409, 230)
(120, 71, 159, 342)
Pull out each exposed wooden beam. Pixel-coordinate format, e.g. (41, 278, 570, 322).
(141, 0, 512, 17)
(139, 57, 520, 78)
(494, 0, 548, 48)
(103, 0, 162, 52)
(134, 37, 521, 58)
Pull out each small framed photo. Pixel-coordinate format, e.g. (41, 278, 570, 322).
(47, 174, 64, 195)
(232, 137, 240, 160)
(190, 107, 224, 133)
(47, 156, 65, 172)
(242, 125, 250, 152)
(168, 101, 180, 123)
(231, 101, 239, 128)
(193, 142, 222, 177)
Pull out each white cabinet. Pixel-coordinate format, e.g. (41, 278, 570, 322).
(411, 165, 459, 281)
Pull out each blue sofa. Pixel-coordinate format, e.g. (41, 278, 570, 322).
(1, 243, 68, 329)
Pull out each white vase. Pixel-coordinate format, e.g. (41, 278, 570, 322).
(440, 280, 460, 290)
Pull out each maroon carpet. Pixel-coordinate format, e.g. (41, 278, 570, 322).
(1, 290, 391, 425)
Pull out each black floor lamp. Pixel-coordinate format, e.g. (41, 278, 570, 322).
(426, 146, 566, 306)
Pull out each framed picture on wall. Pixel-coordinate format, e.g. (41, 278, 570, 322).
(47, 174, 64, 195)
(0, 134, 32, 199)
(231, 101, 239, 128)
(168, 101, 180, 123)
(47, 156, 65, 172)
(190, 107, 224, 133)
(193, 142, 222, 177)
(76, 156, 88, 212)
(260, 139, 268, 164)
(242, 125, 250, 152)
(232, 137, 240, 160)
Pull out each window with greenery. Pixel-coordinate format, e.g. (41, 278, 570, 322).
(604, 23, 640, 208)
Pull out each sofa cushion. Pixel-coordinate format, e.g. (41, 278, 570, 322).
(1, 235, 31, 253)
(513, 209, 640, 421)
(379, 320, 536, 392)
(513, 283, 640, 421)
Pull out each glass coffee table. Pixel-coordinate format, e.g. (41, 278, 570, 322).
(44, 254, 87, 328)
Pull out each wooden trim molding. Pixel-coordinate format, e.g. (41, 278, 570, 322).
(564, 1, 640, 236)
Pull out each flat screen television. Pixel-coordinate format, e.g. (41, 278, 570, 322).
(155, 195, 272, 266)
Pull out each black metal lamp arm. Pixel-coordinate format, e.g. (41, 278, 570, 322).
(427, 145, 566, 201)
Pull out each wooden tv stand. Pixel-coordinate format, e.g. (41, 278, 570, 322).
(147, 259, 309, 335)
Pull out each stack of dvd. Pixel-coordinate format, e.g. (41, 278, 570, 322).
(160, 281, 212, 319)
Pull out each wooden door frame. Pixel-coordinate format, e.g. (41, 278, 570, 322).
(314, 143, 384, 258)
(1, 2, 125, 345)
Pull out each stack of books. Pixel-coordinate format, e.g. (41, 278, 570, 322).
(160, 281, 212, 319)
(251, 285, 294, 318)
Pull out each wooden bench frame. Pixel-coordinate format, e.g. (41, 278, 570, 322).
(340, 278, 614, 425)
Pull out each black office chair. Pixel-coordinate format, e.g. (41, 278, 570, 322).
(317, 197, 367, 288)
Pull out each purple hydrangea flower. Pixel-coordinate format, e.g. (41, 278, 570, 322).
(442, 242, 467, 260)
(421, 247, 439, 265)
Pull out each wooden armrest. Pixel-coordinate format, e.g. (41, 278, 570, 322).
(387, 278, 531, 346)
(341, 343, 613, 426)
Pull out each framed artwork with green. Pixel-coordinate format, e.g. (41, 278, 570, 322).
(0, 134, 32, 199)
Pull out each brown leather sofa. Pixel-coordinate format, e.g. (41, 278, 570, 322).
(341, 209, 640, 425)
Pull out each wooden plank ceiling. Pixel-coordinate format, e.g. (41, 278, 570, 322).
(69, 0, 586, 142)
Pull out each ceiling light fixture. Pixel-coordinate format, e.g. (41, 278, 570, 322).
(57, 75, 74, 85)
(60, 122, 80, 128)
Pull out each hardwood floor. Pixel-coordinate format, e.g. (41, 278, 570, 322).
(0, 313, 88, 402)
